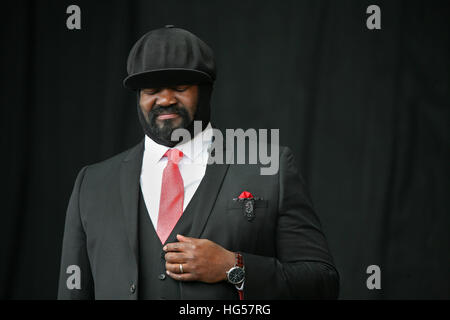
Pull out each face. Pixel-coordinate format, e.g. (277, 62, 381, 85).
(139, 84, 199, 143)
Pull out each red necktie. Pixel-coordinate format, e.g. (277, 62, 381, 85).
(156, 148, 184, 244)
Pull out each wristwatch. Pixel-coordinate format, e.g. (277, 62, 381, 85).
(226, 252, 245, 285)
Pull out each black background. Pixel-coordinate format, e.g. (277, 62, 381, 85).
(1, 0, 449, 299)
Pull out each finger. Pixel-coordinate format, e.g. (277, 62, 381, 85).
(163, 241, 188, 252)
(176, 234, 195, 243)
(165, 262, 188, 274)
(166, 270, 196, 282)
(164, 252, 187, 264)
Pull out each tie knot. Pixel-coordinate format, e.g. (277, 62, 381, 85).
(164, 148, 183, 164)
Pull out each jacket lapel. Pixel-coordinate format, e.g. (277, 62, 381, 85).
(119, 139, 144, 264)
(188, 152, 230, 239)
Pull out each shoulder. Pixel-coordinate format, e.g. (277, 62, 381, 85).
(78, 140, 144, 182)
(222, 140, 291, 177)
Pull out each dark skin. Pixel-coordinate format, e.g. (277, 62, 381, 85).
(140, 84, 198, 127)
(164, 234, 235, 283)
(139, 85, 236, 283)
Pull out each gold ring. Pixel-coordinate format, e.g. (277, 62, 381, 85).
(179, 264, 184, 274)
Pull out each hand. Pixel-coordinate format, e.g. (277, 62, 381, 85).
(163, 234, 236, 283)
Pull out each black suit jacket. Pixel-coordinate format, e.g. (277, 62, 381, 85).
(58, 139, 339, 299)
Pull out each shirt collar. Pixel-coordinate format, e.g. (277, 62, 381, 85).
(144, 122, 213, 164)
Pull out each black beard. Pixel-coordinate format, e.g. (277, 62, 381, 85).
(137, 103, 193, 147)
(136, 84, 213, 147)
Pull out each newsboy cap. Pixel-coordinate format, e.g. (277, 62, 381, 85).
(123, 25, 216, 90)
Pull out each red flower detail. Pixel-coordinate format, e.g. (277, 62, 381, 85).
(238, 191, 254, 199)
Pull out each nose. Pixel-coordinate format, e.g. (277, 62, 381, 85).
(156, 88, 177, 107)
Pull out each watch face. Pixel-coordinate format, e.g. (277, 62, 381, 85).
(228, 267, 245, 285)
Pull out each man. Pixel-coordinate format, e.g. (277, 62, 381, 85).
(58, 26, 339, 300)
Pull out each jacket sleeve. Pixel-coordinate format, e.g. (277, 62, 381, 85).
(241, 147, 339, 299)
(57, 166, 95, 299)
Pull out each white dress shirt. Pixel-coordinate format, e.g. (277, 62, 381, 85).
(140, 123, 213, 230)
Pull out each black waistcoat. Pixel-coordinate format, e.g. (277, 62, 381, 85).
(137, 182, 238, 300)
(138, 187, 195, 300)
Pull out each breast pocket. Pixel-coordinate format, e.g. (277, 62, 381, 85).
(226, 199, 268, 252)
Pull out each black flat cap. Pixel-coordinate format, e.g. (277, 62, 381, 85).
(123, 26, 216, 90)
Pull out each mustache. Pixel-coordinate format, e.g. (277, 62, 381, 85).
(150, 104, 185, 116)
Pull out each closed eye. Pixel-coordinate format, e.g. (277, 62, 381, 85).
(142, 88, 159, 95)
(173, 85, 190, 92)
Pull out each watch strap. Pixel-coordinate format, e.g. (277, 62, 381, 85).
(235, 252, 244, 300)
(236, 252, 244, 268)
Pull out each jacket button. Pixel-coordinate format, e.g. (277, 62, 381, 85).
(158, 273, 166, 280)
(130, 284, 136, 294)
